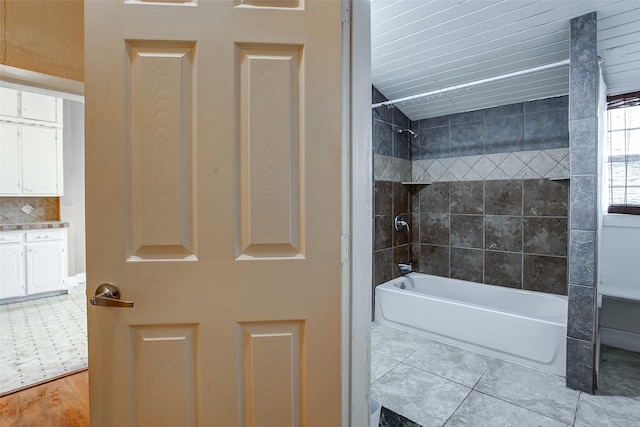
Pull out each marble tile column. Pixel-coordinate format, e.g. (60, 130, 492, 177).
(567, 12, 599, 393)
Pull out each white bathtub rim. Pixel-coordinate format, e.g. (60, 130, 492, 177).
(379, 274, 568, 326)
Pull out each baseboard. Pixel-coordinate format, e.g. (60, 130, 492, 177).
(76, 272, 87, 285)
(599, 327, 640, 352)
(67, 273, 87, 288)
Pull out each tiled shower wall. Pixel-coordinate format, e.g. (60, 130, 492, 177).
(372, 87, 570, 297)
(372, 87, 413, 305)
(412, 179, 568, 294)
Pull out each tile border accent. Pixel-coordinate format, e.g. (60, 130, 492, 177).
(412, 148, 569, 183)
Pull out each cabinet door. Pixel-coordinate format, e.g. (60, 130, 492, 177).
(0, 87, 19, 117)
(21, 91, 59, 123)
(0, 122, 21, 194)
(21, 125, 59, 195)
(26, 242, 66, 294)
(0, 245, 25, 299)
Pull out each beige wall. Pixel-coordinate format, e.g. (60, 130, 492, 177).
(1, 0, 84, 82)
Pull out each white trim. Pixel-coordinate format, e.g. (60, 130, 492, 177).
(344, 0, 373, 425)
(599, 327, 640, 353)
(0, 65, 84, 102)
(602, 213, 640, 228)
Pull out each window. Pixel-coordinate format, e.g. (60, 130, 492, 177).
(606, 92, 640, 215)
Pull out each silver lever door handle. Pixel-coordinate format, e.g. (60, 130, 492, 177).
(90, 283, 134, 308)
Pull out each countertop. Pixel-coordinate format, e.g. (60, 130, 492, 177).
(0, 222, 69, 232)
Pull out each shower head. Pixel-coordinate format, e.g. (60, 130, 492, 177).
(397, 128, 418, 139)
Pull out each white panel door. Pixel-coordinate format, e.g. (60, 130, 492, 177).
(85, 1, 344, 425)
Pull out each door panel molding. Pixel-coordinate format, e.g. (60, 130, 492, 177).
(236, 44, 304, 260)
(125, 41, 196, 261)
(129, 324, 199, 426)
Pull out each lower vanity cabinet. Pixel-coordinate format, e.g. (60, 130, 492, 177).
(0, 228, 68, 300)
(0, 233, 25, 299)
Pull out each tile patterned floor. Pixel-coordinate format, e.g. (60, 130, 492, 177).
(0, 285, 87, 396)
(372, 323, 640, 427)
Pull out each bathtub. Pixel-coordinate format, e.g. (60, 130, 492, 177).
(375, 273, 568, 376)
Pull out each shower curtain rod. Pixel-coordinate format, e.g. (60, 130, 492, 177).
(371, 59, 570, 109)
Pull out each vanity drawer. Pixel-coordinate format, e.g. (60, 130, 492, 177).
(0, 233, 22, 244)
(25, 230, 65, 242)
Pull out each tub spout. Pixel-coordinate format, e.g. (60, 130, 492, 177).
(397, 263, 412, 275)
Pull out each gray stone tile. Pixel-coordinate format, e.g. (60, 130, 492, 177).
(445, 391, 569, 427)
(569, 118, 597, 175)
(422, 125, 450, 159)
(566, 337, 595, 393)
(420, 213, 450, 246)
(450, 248, 483, 283)
(450, 122, 485, 157)
(475, 359, 580, 424)
(419, 182, 450, 214)
(404, 340, 493, 387)
(450, 110, 484, 125)
(571, 12, 597, 64)
(485, 114, 524, 154)
(450, 215, 483, 249)
(523, 217, 568, 257)
(371, 350, 401, 384)
(394, 108, 410, 130)
(371, 363, 471, 427)
(393, 245, 410, 279)
(484, 251, 522, 289)
(449, 181, 483, 214)
(375, 181, 394, 216)
(373, 87, 392, 123)
(567, 285, 594, 341)
(568, 230, 596, 287)
(575, 394, 640, 427)
(394, 129, 411, 160)
(374, 249, 393, 286)
(419, 116, 449, 129)
(523, 255, 567, 295)
(371, 324, 430, 361)
(485, 216, 522, 252)
(523, 179, 569, 216)
(375, 120, 394, 156)
(524, 109, 569, 150)
(569, 60, 597, 122)
(570, 175, 597, 231)
(393, 181, 410, 215)
(418, 244, 449, 278)
(485, 102, 524, 119)
(525, 96, 569, 114)
(485, 180, 522, 215)
(375, 215, 393, 251)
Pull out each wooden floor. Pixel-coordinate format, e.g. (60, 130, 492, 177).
(0, 371, 89, 427)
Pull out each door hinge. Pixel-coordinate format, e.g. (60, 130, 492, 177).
(341, 4, 350, 25)
(341, 234, 349, 264)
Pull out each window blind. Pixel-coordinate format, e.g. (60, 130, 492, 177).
(606, 93, 640, 215)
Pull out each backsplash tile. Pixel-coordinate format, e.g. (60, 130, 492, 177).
(0, 197, 60, 224)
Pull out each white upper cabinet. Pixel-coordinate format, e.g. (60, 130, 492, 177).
(0, 88, 63, 196)
(0, 87, 19, 117)
(21, 91, 59, 122)
(21, 125, 60, 194)
(0, 122, 21, 194)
